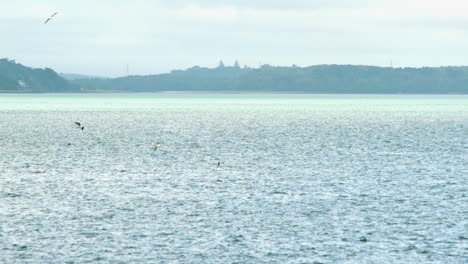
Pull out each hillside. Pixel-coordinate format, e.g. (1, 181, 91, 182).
(1, 59, 468, 93)
(74, 64, 468, 94)
(59, 73, 105, 80)
(0, 59, 79, 92)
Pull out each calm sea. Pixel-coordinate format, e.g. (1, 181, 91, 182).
(0, 94, 466, 263)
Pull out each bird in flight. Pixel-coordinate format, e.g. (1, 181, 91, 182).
(213, 161, 221, 171)
(74, 122, 84, 130)
(44, 12, 58, 24)
(154, 143, 161, 150)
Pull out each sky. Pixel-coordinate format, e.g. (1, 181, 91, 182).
(1, 0, 468, 77)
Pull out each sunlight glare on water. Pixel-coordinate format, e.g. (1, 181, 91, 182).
(0, 94, 466, 263)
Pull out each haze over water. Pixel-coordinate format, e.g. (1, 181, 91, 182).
(0, 94, 466, 263)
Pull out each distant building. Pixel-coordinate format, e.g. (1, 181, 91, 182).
(18, 80, 27, 88)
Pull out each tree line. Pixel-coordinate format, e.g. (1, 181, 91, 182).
(0, 59, 79, 92)
(74, 63, 468, 94)
(1, 58, 467, 93)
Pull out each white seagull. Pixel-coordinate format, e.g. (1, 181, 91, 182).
(44, 12, 58, 24)
(154, 143, 161, 150)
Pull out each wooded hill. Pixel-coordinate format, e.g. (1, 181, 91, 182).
(74, 63, 468, 94)
(0, 59, 79, 92)
(1, 59, 467, 93)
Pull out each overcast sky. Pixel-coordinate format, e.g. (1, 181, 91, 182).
(1, 0, 467, 77)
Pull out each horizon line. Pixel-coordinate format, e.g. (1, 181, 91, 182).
(2, 58, 468, 79)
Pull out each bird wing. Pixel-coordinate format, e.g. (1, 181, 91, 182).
(74, 122, 81, 126)
(51, 12, 58, 17)
(44, 18, 51, 24)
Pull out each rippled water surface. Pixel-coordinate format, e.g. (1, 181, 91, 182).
(0, 94, 467, 263)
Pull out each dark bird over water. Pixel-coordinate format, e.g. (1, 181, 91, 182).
(44, 12, 58, 24)
(74, 122, 84, 130)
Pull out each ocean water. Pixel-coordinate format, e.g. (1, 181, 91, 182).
(0, 93, 466, 263)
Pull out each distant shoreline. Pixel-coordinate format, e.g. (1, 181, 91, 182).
(0, 91, 466, 95)
(2, 59, 468, 94)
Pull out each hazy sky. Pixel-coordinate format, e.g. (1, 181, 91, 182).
(1, 0, 467, 76)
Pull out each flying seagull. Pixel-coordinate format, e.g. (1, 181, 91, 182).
(213, 161, 221, 171)
(154, 143, 161, 150)
(44, 12, 58, 24)
(74, 122, 84, 130)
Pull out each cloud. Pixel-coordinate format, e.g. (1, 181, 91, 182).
(178, 5, 238, 21)
(365, 0, 468, 19)
(163, 0, 374, 10)
(1, 0, 467, 76)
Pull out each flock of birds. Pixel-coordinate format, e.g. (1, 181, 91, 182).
(74, 122, 221, 170)
(46, 13, 221, 170)
(49, 12, 222, 169)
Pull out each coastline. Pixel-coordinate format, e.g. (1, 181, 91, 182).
(1, 90, 466, 95)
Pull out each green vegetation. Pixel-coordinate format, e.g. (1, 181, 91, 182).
(0, 59, 79, 92)
(74, 64, 468, 94)
(0, 74, 18, 91)
(1, 58, 467, 93)
(59, 73, 104, 80)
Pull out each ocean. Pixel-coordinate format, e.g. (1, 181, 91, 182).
(0, 93, 466, 263)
